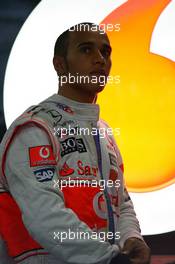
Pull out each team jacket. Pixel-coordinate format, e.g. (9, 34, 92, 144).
(0, 94, 142, 263)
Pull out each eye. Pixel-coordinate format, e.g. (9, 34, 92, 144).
(101, 48, 111, 58)
(80, 46, 92, 54)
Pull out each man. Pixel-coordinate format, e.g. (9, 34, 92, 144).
(0, 22, 150, 263)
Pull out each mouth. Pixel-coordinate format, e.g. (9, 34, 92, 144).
(89, 69, 107, 76)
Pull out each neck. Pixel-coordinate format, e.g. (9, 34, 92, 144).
(58, 84, 97, 103)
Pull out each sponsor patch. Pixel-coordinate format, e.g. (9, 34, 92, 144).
(29, 145, 56, 167)
(57, 103, 74, 114)
(109, 153, 117, 167)
(59, 162, 74, 176)
(77, 160, 98, 177)
(34, 167, 55, 182)
(60, 137, 87, 157)
(46, 110, 62, 126)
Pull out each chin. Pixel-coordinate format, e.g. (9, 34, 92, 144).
(76, 83, 105, 94)
(88, 84, 105, 93)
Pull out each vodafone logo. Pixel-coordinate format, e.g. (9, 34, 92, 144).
(39, 147, 50, 159)
(29, 145, 56, 167)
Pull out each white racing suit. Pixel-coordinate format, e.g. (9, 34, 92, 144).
(0, 94, 143, 263)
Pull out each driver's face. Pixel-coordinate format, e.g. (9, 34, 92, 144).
(65, 28, 112, 93)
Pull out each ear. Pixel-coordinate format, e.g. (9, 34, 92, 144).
(53, 55, 67, 75)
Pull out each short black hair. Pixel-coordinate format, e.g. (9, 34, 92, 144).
(54, 22, 97, 58)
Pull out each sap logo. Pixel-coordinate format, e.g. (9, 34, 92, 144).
(34, 168, 55, 182)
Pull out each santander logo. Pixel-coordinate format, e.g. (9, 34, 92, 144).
(59, 160, 98, 177)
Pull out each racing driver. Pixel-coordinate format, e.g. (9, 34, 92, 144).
(0, 22, 150, 264)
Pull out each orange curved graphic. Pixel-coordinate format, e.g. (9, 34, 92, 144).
(98, 0, 175, 192)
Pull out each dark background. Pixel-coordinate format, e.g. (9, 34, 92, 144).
(0, 0, 174, 255)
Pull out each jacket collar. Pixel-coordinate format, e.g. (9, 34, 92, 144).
(43, 94, 100, 121)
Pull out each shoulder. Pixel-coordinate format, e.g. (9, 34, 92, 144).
(0, 102, 60, 167)
(99, 118, 120, 145)
(99, 118, 110, 128)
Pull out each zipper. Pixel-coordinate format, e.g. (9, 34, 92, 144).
(93, 130, 115, 244)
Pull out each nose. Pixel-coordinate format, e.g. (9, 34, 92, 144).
(93, 49, 105, 65)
